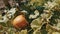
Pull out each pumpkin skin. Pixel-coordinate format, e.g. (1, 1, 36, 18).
(12, 15, 28, 29)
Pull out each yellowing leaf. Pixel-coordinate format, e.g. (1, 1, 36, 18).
(19, 29, 28, 34)
(31, 17, 44, 30)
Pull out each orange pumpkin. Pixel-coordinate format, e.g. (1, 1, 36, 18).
(12, 15, 28, 29)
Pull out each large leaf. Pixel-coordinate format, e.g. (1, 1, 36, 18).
(31, 17, 44, 30)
